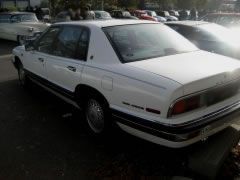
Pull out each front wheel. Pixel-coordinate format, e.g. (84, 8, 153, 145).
(84, 97, 110, 135)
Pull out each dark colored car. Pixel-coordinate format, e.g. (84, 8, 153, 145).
(111, 10, 138, 19)
(178, 10, 191, 20)
(166, 21, 240, 60)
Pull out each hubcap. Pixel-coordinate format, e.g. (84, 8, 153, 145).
(86, 99, 105, 133)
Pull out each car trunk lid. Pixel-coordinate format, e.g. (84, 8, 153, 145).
(128, 50, 240, 95)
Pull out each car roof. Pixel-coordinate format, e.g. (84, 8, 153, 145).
(55, 19, 159, 28)
(0, 11, 34, 15)
(165, 20, 210, 27)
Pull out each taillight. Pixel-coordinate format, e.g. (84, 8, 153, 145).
(169, 95, 201, 117)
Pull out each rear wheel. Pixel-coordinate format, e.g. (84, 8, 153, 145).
(83, 95, 111, 136)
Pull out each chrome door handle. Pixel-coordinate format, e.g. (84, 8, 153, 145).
(38, 58, 44, 62)
(67, 66, 76, 72)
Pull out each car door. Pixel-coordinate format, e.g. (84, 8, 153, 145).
(24, 26, 60, 79)
(45, 25, 90, 93)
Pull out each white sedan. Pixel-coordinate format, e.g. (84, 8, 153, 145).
(12, 20, 240, 148)
(0, 12, 50, 44)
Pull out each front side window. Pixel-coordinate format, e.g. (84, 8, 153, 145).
(35, 27, 60, 54)
(52, 26, 82, 58)
(103, 24, 198, 63)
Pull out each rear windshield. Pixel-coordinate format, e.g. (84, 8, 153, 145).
(103, 24, 198, 63)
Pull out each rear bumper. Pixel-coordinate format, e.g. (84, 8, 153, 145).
(112, 101, 240, 148)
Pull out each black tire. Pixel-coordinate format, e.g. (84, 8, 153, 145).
(18, 64, 30, 88)
(83, 94, 111, 136)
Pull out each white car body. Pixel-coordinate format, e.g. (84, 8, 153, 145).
(0, 12, 50, 42)
(12, 20, 240, 148)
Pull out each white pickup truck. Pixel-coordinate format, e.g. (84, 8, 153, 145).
(12, 20, 240, 148)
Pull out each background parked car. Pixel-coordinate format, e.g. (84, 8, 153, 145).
(131, 10, 157, 21)
(166, 21, 240, 60)
(94, 11, 112, 19)
(52, 11, 72, 23)
(144, 10, 166, 22)
(200, 13, 240, 33)
(0, 12, 50, 44)
(178, 10, 191, 20)
(157, 11, 178, 21)
(169, 10, 180, 18)
(111, 10, 138, 19)
(41, 8, 51, 22)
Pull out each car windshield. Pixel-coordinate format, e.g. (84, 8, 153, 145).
(11, 14, 38, 22)
(198, 23, 239, 46)
(103, 24, 198, 63)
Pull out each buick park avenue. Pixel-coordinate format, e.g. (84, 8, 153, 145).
(12, 20, 240, 148)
